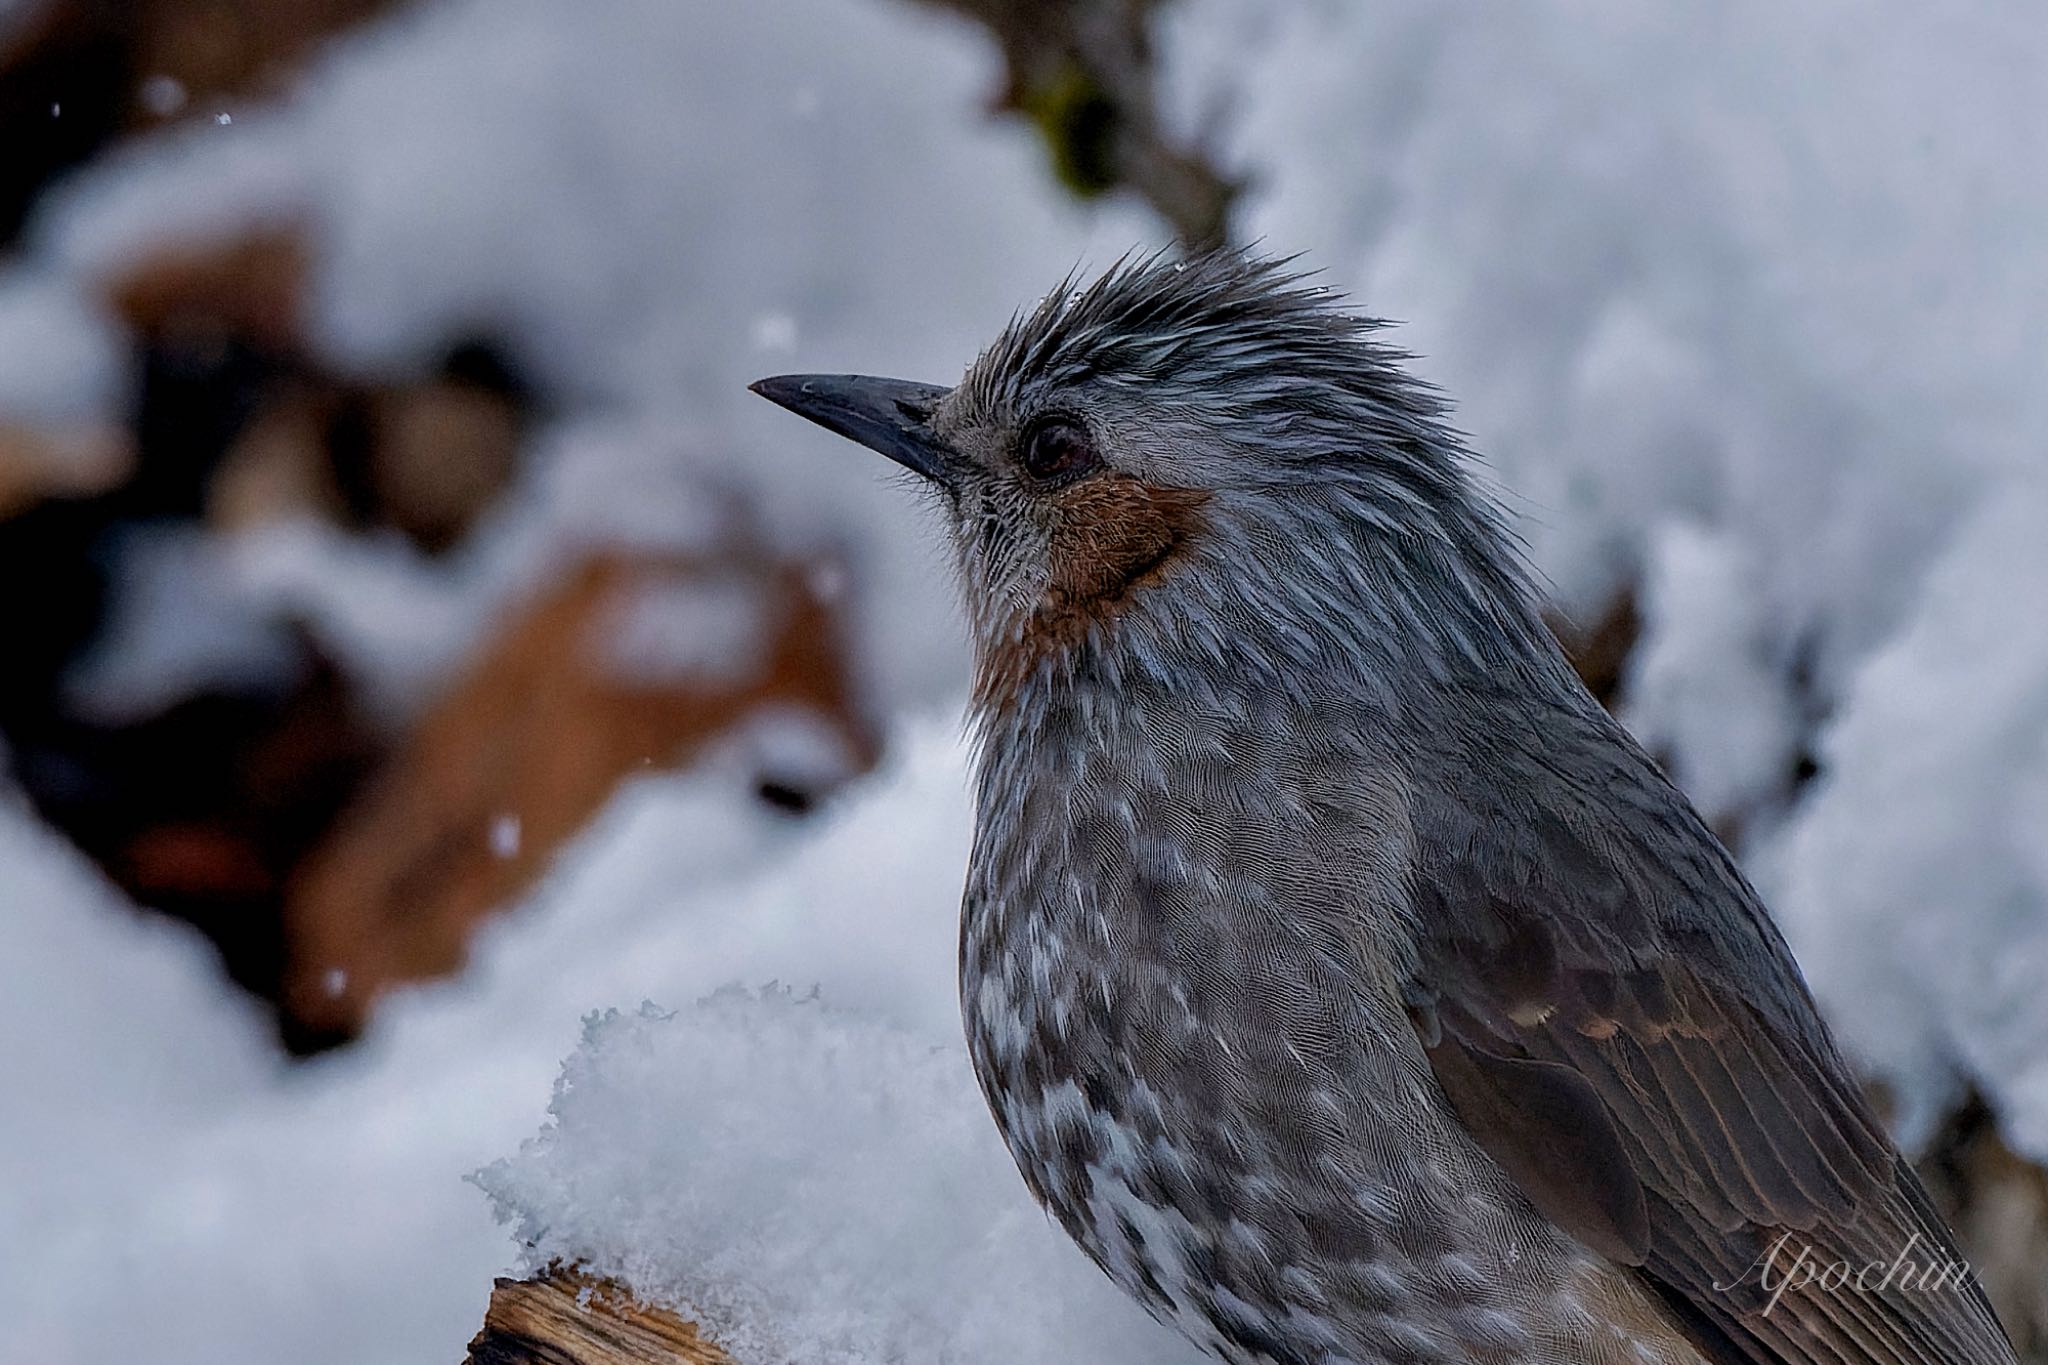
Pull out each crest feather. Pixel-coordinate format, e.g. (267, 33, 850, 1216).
(959, 247, 1444, 433)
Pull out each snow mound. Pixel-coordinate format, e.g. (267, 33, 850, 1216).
(477, 992, 1197, 1365)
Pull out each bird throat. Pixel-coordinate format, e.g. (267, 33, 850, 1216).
(972, 476, 1212, 714)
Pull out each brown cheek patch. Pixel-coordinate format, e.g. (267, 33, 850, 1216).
(975, 477, 1210, 710)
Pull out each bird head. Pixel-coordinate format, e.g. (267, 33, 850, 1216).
(752, 249, 1547, 710)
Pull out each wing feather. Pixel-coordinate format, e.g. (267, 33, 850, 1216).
(1403, 700, 2014, 1365)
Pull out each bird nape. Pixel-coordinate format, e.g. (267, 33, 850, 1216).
(752, 246, 2017, 1365)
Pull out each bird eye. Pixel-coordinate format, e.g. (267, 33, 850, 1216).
(1020, 416, 1100, 482)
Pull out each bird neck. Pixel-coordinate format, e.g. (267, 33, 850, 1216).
(967, 480, 1572, 762)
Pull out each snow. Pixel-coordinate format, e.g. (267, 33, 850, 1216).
(596, 570, 776, 689)
(2, 0, 2047, 1360)
(710, 703, 871, 809)
(1767, 480, 2048, 1153)
(476, 992, 1192, 1365)
(0, 267, 128, 430)
(0, 794, 280, 1360)
(21, 0, 1153, 715)
(65, 522, 303, 723)
(4, 719, 1179, 1365)
(1622, 520, 1800, 828)
(213, 418, 761, 720)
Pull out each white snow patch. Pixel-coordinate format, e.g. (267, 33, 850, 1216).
(0, 267, 129, 429)
(1765, 481, 2048, 1153)
(477, 990, 1195, 1365)
(596, 571, 774, 690)
(1623, 521, 1800, 827)
(66, 522, 302, 722)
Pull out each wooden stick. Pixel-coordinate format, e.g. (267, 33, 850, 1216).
(464, 1268, 731, 1365)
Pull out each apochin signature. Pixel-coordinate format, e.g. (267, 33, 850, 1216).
(1715, 1233, 1976, 1316)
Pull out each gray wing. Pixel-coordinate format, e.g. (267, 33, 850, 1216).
(1400, 695, 2015, 1365)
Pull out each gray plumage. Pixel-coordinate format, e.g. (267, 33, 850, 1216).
(750, 249, 2015, 1365)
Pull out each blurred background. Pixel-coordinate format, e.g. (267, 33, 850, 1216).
(0, 1, 2044, 1361)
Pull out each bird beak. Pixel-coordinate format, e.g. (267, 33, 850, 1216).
(748, 373, 955, 486)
